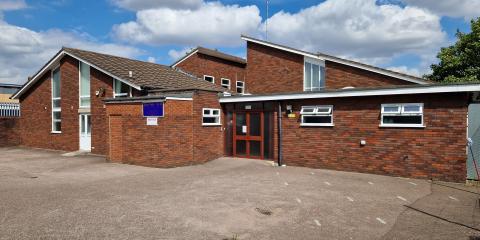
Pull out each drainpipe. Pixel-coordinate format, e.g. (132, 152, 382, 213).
(277, 102, 283, 166)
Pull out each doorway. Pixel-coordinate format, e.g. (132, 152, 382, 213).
(79, 114, 91, 151)
(233, 112, 264, 159)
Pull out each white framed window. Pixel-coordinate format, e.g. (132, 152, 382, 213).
(221, 78, 230, 89)
(304, 57, 325, 91)
(202, 108, 221, 126)
(380, 103, 424, 128)
(236, 81, 245, 94)
(113, 78, 131, 98)
(51, 66, 61, 133)
(79, 62, 90, 108)
(300, 105, 333, 126)
(204, 75, 215, 84)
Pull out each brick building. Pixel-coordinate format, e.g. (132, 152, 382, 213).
(6, 36, 480, 182)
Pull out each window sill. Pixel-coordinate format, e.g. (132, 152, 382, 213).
(51, 131, 62, 134)
(300, 123, 334, 127)
(202, 123, 221, 127)
(379, 124, 425, 128)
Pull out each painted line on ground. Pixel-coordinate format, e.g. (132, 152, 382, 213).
(310, 172, 315, 175)
(368, 182, 374, 185)
(296, 198, 302, 203)
(347, 196, 354, 202)
(284, 182, 289, 186)
(324, 181, 331, 186)
(397, 196, 408, 202)
(376, 217, 387, 224)
(449, 196, 459, 201)
(276, 172, 279, 176)
(408, 182, 417, 186)
(314, 219, 321, 226)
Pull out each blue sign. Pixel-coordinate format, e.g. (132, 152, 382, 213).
(143, 102, 164, 117)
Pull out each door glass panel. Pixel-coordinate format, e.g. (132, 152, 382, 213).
(236, 140, 246, 156)
(80, 115, 85, 134)
(86, 115, 91, 135)
(250, 141, 261, 157)
(249, 113, 261, 136)
(236, 113, 246, 135)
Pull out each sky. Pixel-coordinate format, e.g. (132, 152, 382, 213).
(0, 0, 478, 85)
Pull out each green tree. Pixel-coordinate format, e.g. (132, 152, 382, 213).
(425, 18, 480, 83)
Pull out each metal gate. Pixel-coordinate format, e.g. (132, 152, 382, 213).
(467, 104, 480, 180)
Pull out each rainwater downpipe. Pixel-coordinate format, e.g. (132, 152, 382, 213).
(277, 101, 283, 166)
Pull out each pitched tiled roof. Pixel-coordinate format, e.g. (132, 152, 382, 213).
(171, 46, 246, 67)
(63, 47, 225, 92)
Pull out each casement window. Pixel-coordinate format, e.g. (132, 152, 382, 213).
(236, 81, 245, 94)
(221, 78, 231, 89)
(113, 78, 131, 98)
(204, 75, 215, 84)
(380, 103, 424, 127)
(79, 62, 90, 108)
(202, 108, 221, 126)
(51, 67, 61, 133)
(304, 57, 325, 91)
(300, 105, 333, 126)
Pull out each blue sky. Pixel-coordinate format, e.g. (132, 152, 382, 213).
(0, 0, 477, 84)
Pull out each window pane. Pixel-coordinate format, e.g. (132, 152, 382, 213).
(312, 64, 320, 91)
(236, 113, 246, 135)
(80, 98, 90, 107)
(316, 107, 331, 114)
(80, 115, 85, 133)
(80, 62, 90, 97)
(403, 105, 421, 113)
(383, 116, 422, 124)
(303, 116, 331, 124)
(52, 68, 60, 98)
(383, 106, 400, 113)
(204, 76, 214, 83)
(250, 141, 261, 157)
(53, 99, 61, 108)
(301, 107, 315, 114)
(203, 109, 210, 115)
(320, 66, 325, 89)
(53, 111, 61, 120)
(212, 110, 219, 115)
(53, 121, 61, 132)
(249, 113, 261, 136)
(87, 115, 91, 134)
(203, 117, 218, 124)
(236, 140, 246, 156)
(304, 62, 312, 91)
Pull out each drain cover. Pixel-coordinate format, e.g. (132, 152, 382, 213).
(255, 207, 272, 216)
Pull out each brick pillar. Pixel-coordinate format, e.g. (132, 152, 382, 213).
(108, 115, 123, 162)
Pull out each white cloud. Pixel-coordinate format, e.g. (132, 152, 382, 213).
(110, 0, 202, 11)
(0, 0, 27, 11)
(0, 20, 141, 84)
(168, 47, 193, 61)
(387, 66, 424, 77)
(147, 56, 156, 63)
(263, 0, 446, 74)
(113, 1, 261, 46)
(401, 0, 480, 20)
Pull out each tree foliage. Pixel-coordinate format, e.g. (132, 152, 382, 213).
(426, 18, 480, 83)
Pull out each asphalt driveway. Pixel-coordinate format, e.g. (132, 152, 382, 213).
(0, 147, 479, 239)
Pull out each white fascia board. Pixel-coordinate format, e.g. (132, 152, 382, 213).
(241, 36, 428, 85)
(219, 84, 480, 103)
(171, 49, 199, 68)
(12, 50, 142, 99)
(165, 97, 193, 101)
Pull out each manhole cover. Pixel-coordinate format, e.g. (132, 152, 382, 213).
(255, 207, 272, 216)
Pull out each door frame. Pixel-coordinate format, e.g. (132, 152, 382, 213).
(233, 111, 264, 159)
(79, 113, 91, 151)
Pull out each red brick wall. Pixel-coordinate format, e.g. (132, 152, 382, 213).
(106, 100, 196, 167)
(176, 52, 245, 92)
(18, 55, 115, 154)
(0, 118, 21, 146)
(246, 42, 417, 94)
(193, 91, 224, 161)
(278, 93, 468, 182)
(19, 56, 79, 151)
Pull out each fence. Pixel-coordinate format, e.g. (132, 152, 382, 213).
(0, 102, 20, 117)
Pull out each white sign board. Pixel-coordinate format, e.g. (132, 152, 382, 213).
(242, 125, 247, 133)
(146, 117, 158, 126)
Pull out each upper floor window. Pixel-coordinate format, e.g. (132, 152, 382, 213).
(79, 62, 90, 108)
(380, 103, 424, 127)
(304, 57, 325, 91)
(113, 78, 131, 98)
(51, 67, 61, 133)
(221, 78, 230, 89)
(300, 105, 333, 126)
(204, 75, 215, 84)
(236, 81, 245, 94)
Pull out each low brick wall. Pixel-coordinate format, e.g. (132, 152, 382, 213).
(0, 118, 21, 147)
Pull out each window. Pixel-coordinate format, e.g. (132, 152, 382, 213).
(300, 105, 333, 126)
(236, 81, 244, 94)
(221, 78, 230, 89)
(79, 62, 90, 108)
(304, 58, 325, 91)
(51, 67, 61, 132)
(113, 78, 131, 98)
(381, 103, 424, 127)
(202, 108, 221, 126)
(204, 75, 215, 84)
